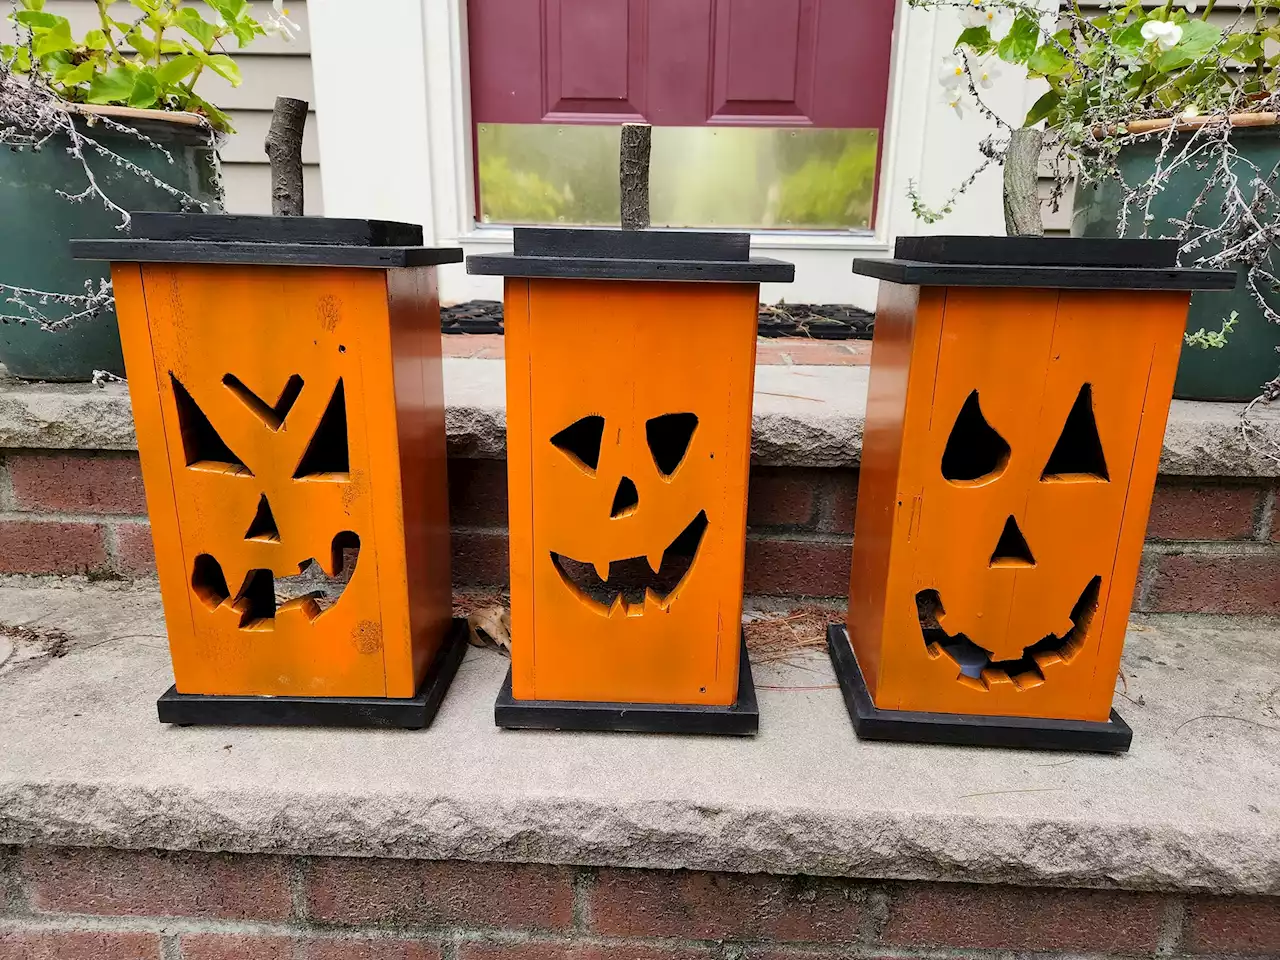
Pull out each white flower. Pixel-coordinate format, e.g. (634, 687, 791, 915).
(961, 4, 1014, 40)
(264, 0, 301, 41)
(1182, 105, 1201, 118)
(939, 85, 969, 118)
(1182, 0, 1198, 11)
(969, 54, 1001, 89)
(1140, 20, 1183, 51)
(938, 54, 966, 89)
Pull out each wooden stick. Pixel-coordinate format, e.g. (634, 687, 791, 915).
(59, 102, 206, 127)
(1091, 111, 1277, 139)
(619, 122, 651, 230)
(265, 96, 309, 217)
(1003, 127, 1045, 237)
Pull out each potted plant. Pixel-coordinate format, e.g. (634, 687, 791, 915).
(909, 0, 1280, 404)
(0, 0, 293, 381)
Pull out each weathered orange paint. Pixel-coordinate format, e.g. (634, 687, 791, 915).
(504, 278, 758, 705)
(847, 283, 1190, 722)
(111, 261, 452, 698)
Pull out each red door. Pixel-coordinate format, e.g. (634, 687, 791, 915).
(468, 0, 897, 229)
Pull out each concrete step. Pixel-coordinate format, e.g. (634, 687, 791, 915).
(1, 578, 1278, 895)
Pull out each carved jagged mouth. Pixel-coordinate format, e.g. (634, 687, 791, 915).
(191, 532, 360, 631)
(917, 576, 1102, 691)
(551, 511, 708, 616)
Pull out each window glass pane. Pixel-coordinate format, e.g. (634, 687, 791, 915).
(476, 124, 878, 231)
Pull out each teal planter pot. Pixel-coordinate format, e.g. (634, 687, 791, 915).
(1072, 124, 1280, 402)
(0, 110, 222, 382)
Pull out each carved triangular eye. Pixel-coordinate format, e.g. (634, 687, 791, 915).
(294, 379, 350, 480)
(941, 391, 1009, 484)
(551, 415, 605, 472)
(646, 413, 698, 477)
(1041, 384, 1109, 482)
(170, 374, 253, 477)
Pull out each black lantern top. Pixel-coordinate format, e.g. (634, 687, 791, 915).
(71, 213, 464, 269)
(467, 227, 794, 283)
(854, 236, 1237, 291)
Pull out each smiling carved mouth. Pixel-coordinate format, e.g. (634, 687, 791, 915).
(917, 576, 1102, 690)
(191, 531, 360, 630)
(551, 510, 709, 615)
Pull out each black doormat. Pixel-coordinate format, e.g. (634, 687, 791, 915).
(441, 300, 875, 340)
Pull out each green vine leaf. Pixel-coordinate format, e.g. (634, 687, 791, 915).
(194, 50, 241, 85)
(127, 72, 159, 107)
(1156, 20, 1222, 72)
(956, 25, 993, 53)
(174, 7, 218, 48)
(204, 0, 249, 20)
(33, 20, 75, 57)
(11, 9, 62, 28)
(156, 52, 200, 86)
(1024, 88, 1062, 125)
(997, 12, 1040, 64)
(85, 65, 135, 104)
(54, 60, 97, 86)
(1026, 42, 1069, 77)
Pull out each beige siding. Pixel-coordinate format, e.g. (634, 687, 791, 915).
(221, 162, 323, 215)
(2, 1, 319, 214)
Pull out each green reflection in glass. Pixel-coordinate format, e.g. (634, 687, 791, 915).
(476, 124, 878, 231)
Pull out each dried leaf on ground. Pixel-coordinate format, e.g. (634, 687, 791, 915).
(467, 604, 512, 654)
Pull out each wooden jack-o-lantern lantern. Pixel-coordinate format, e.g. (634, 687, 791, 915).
(73, 214, 467, 728)
(827, 237, 1235, 751)
(469, 228, 793, 734)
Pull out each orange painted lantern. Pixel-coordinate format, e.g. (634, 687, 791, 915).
(469, 229, 792, 734)
(829, 237, 1235, 751)
(73, 214, 466, 728)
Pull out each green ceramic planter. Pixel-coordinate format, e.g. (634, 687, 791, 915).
(0, 111, 222, 382)
(1072, 125, 1280, 402)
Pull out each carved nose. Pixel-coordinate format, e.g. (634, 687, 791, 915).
(610, 476, 639, 518)
(990, 516, 1035, 568)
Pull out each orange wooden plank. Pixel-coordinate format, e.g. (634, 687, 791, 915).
(504, 278, 538, 699)
(854, 282, 1196, 722)
(138, 263, 393, 697)
(111, 263, 199, 684)
(510, 278, 758, 705)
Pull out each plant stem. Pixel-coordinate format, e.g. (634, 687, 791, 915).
(94, 0, 121, 55)
(182, 63, 205, 95)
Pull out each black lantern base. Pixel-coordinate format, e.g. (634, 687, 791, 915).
(157, 618, 470, 729)
(826, 626, 1132, 753)
(494, 632, 759, 736)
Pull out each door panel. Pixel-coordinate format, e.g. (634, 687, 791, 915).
(711, 0, 813, 121)
(545, 0, 646, 118)
(468, 0, 895, 128)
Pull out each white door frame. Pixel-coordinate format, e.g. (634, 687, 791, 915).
(306, 0, 1029, 306)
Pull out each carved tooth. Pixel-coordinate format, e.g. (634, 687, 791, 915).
(644, 587, 667, 612)
(593, 560, 611, 583)
(647, 551, 663, 575)
(608, 594, 627, 619)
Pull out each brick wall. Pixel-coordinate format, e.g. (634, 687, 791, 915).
(1, 846, 1277, 959)
(1, 450, 1278, 614)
